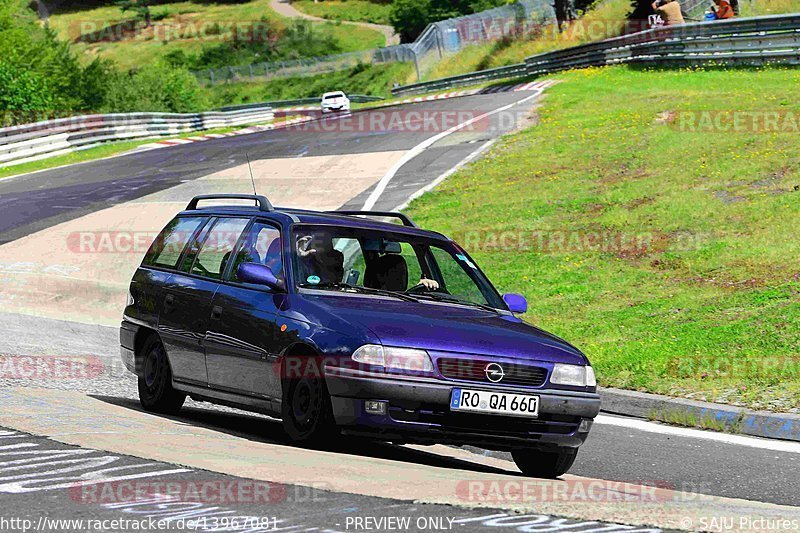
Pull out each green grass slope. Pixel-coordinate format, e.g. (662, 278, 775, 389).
(203, 62, 414, 106)
(426, 0, 631, 80)
(406, 65, 800, 412)
(425, 0, 800, 81)
(46, 0, 386, 70)
(293, 0, 393, 25)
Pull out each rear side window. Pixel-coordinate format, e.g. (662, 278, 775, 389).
(191, 218, 250, 279)
(143, 217, 206, 269)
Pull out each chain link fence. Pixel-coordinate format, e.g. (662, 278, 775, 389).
(402, 0, 557, 77)
(196, 0, 557, 85)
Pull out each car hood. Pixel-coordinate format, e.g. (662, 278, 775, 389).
(296, 292, 587, 365)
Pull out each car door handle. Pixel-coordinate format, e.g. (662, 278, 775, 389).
(211, 305, 222, 320)
(164, 294, 174, 308)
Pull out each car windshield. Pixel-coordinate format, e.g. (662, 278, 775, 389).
(291, 225, 505, 310)
(324, 93, 344, 100)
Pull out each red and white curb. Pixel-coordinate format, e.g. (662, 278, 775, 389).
(481, 79, 560, 94)
(133, 79, 558, 153)
(389, 79, 560, 104)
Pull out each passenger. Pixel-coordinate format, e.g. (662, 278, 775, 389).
(651, 0, 685, 25)
(296, 232, 344, 285)
(712, 0, 735, 19)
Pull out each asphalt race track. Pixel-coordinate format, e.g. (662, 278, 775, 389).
(1, 89, 799, 532)
(0, 92, 524, 244)
(1, 427, 641, 533)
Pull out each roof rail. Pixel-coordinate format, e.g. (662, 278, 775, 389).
(330, 210, 418, 228)
(186, 194, 274, 212)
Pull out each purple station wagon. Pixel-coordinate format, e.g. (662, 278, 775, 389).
(121, 194, 599, 478)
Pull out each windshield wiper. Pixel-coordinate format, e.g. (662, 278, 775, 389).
(299, 282, 421, 303)
(410, 292, 502, 314)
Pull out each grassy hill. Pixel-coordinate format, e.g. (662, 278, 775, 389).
(406, 65, 800, 412)
(46, 0, 386, 70)
(203, 61, 414, 107)
(293, 0, 393, 25)
(425, 0, 800, 81)
(740, 0, 800, 16)
(426, 0, 631, 80)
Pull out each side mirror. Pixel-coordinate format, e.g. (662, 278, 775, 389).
(502, 293, 527, 314)
(236, 263, 285, 291)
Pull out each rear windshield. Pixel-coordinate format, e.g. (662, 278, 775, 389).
(323, 93, 344, 100)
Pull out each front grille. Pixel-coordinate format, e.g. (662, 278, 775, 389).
(437, 357, 547, 387)
(389, 407, 579, 437)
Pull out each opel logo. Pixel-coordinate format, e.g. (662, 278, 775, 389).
(485, 363, 505, 383)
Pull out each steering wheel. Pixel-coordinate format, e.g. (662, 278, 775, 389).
(406, 283, 428, 293)
(406, 283, 450, 295)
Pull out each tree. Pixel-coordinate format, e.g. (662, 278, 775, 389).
(390, 0, 516, 42)
(389, 0, 433, 43)
(115, 0, 152, 28)
(0, 61, 54, 124)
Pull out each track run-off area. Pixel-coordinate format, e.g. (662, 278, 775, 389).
(0, 85, 798, 532)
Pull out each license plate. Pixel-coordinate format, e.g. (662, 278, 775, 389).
(450, 388, 539, 418)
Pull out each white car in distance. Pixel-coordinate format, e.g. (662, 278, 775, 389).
(320, 91, 351, 114)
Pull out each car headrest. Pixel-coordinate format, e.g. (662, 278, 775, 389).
(365, 254, 408, 292)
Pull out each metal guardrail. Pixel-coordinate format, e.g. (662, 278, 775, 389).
(391, 14, 800, 97)
(388, 63, 528, 97)
(0, 107, 274, 168)
(218, 94, 384, 112)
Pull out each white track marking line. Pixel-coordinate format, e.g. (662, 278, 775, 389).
(596, 414, 800, 454)
(393, 139, 496, 212)
(361, 89, 545, 210)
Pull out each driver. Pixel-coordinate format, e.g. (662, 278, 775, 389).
(418, 277, 439, 290)
(296, 231, 344, 284)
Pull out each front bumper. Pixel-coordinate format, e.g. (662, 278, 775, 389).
(325, 366, 600, 451)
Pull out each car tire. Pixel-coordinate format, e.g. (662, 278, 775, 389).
(511, 447, 578, 478)
(137, 335, 185, 414)
(281, 355, 336, 445)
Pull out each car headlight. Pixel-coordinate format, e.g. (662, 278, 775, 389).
(551, 363, 596, 387)
(352, 345, 433, 373)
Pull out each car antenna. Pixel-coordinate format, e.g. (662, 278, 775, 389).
(245, 152, 257, 195)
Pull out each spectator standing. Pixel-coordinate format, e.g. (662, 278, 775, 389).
(651, 0, 685, 26)
(712, 0, 735, 19)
